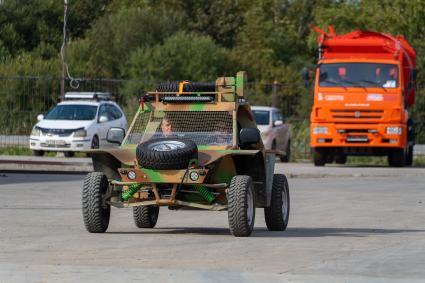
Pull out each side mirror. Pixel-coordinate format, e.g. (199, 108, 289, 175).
(37, 114, 44, 121)
(107, 128, 125, 145)
(239, 128, 261, 146)
(99, 115, 108, 123)
(274, 120, 283, 127)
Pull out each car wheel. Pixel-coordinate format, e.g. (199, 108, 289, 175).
(264, 174, 290, 231)
(136, 138, 198, 170)
(133, 206, 159, 228)
(280, 140, 291, 162)
(32, 150, 44, 157)
(64, 151, 75, 158)
(227, 175, 255, 237)
(82, 172, 111, 233)
(91, 135, 99, 149)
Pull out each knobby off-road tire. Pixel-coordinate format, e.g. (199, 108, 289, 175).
(227, 175, 255, 237)
(136, 138, 198, 170)
(264, 174, 290, 231)
(133, 206, 159, 228)
(82, 172, 110, 233)
(156, 82, 215, 93)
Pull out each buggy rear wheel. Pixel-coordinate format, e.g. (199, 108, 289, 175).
(227, 175, 255, 237)
(82, 172, 110, 233)
(133, 206, 159, 228)
(264, 174, 290, 231)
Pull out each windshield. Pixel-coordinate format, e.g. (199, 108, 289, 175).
(319, 63, 398, 88)
(45, 105, 98, 120)
(124, 110, 233, 146)
(252, 110, 270, 125)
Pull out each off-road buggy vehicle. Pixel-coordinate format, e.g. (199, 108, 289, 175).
(82, 72, 290, 237)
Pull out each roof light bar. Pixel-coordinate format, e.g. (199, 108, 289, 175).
(64, 92, 112, 101)
(161, 96, 214, 103)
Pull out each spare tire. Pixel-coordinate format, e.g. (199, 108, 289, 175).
(156, 82, 215, 93)
(136, 138, 198, 170)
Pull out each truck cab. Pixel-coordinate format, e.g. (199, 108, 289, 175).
(310, 28, 416, 166)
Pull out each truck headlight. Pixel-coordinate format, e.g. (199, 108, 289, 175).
(313, 127, 328, 134)
(386, 127, 402, 135)
(73, 128, 87, 137)
(31, 127, 41, 136)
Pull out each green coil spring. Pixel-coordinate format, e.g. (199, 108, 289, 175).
(194, 185, 215, 203)
(121, 183, 143, 201)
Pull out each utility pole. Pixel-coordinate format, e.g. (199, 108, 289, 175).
(60, 0, 68, 101)
(272, 80, 279, 107)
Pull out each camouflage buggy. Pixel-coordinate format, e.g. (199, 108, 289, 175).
(82, 71, 290, 237)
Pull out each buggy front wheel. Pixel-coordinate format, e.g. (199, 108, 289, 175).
(82, 172, 111, 233)
(227, 175, 255, 237)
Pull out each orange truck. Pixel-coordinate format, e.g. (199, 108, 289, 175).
(309, 27, 417, 167)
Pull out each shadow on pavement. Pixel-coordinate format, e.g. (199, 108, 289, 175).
(0, 172, 85, 185)
(107, 226, 425, 237)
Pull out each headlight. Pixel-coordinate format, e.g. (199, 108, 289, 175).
(313, 127, 328, 134)
(31, 127, 41, 136)
(386, 127, 402, 135)
(73, 128, 87, 137)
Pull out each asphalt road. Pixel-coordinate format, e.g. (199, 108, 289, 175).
(0, 165, 424, 282)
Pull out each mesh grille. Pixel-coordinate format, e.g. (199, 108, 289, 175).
(125, 111, 233, 146)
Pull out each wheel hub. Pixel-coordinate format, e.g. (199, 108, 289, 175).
(148, 140, 186, 152)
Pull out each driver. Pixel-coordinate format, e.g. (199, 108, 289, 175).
(160, 117, 173, 137)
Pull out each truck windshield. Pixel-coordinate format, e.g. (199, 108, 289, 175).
(319, 63, 398, 88)
(45, 105, 98, 120)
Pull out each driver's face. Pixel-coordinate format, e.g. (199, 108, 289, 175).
(161, 118, 172, 137)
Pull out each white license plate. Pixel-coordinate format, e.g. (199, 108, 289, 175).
(46, 140, 66, 145)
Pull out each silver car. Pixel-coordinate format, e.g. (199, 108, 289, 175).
(251, 106, 291, 162)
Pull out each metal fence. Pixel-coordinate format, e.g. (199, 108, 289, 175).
(0, 76, 423, 159)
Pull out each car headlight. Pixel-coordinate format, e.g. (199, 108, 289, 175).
(386, 127, 402, 135)
(313, 127, 328, 134)
(73, 128, 87, 137)
(31, 127, 41, 136)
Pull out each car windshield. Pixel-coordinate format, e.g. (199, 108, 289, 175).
(124, 110, 233, 146)
(252, 110, 270, 125)
(45, 105, 98, 120)
(319, 63, 399, 88)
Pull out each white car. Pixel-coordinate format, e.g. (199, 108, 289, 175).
(29, 92, 128, 157)
(251, 106, 291, 162)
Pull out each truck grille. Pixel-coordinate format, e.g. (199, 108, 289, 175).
(331, 109, 383, 121)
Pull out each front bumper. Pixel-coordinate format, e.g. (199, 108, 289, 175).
(310, 123, 406, 148)
(29, 135, 92, 151)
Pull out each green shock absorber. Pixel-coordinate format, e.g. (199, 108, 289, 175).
(121, 183, 143, 201)
(194, 185, 216, 204)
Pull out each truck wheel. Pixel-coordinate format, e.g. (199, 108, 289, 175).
(264, 174, 290, 231)
(335, 154, 347, 164)
(227, 175, 255, 237)
(388, 148, 406, 167)
(133, 206, 159, 228)
(82, 172, 110, 233)
(32, 150, 44, 157)
(280, 140, 291, 162)
(136, 138, 198, 170)
(313, 148, 326, 166)
(405, 145, 414, 166)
